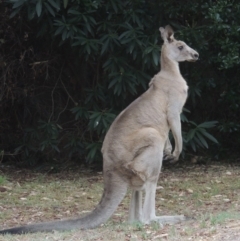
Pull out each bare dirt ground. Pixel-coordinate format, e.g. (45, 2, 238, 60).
(0, 162, 240, 241)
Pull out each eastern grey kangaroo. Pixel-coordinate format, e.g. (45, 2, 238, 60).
(0, 25, 198, 234)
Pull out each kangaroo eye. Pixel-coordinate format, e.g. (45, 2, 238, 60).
(178, 46, 184, 50)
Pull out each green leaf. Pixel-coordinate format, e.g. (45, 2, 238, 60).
(44, 2, 55, 16)
(180, 113, 189, 122)
(85, 44, 91, 54)
(86, 142, 101, 161)
(90, 17, 97, 25)
(108, 77, 119, 89)
(183, 107, 191, 113)
(128, 82, 137, 95)
(190, 140, 196, 152)
(89, 112, 100, 119)
(48, 0, 60, 10)
(189, 121, 198, 127)
(152, 50, 159, 66)
(85, 21, 92, 33)
(128, 42, 135, 54)
(52, 144, 60, 152)
(102, 117, 108, 128)
(111, 0, 118, 13)
(63, 0, 68, 8)
(194, 136, 204, 148)
(10, 8, 22, 18)
(144, 46, 153, 54)
(120, 38, 133, 44)
(62, 29, 68, 40)
(54, 25, 65, 36)
(186, 129, 196, 141)
(119, 31, 131, 40)
(101, 38, 109, 55)
(67, 9, 81, 14)
(196, 132, 208, 148)
(197, 121, 218, 129)
(93, 115, 101, 128)
(36, 0, 42, 17)
(200, 130, 218, 144)
(12, 0, 25, 9)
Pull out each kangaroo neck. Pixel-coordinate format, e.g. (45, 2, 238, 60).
(160, 52, 181, 77)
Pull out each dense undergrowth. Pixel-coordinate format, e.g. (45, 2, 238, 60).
(0, 0, 240, 167)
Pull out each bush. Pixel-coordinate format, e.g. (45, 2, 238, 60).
(1, 0, 240, 166)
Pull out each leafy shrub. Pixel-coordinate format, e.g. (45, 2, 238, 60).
(1, 0, 240, 166)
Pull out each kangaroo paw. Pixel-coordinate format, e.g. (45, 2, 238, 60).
(163, 153, 178, 164)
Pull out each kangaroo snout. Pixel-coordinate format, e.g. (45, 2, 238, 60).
(193, 53, 199, 59)
(192, 52, 199, 61)
(187, 51, 199, 62)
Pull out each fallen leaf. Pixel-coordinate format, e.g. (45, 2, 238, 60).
(41, 197, 51, 200)
(2, 186, 12, 190)
(213, 195, 223, 198)
(170, 178, 180, 182)
(187, 188, 193, 193)
(153, 233, 168, 239)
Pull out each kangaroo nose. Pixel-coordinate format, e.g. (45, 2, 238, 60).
(194, 53, 199, 59)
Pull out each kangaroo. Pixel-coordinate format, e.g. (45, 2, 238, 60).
(0, 25, 199, 234)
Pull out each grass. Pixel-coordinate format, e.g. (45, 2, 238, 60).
(0, 175, 7, 185)
(0, 163, 240, 240)
(209, 211, 240, 225)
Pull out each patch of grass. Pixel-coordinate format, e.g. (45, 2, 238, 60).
(131, 221, 145, 231)
(169, 225, 177, 236)
(150, 221, 161, 230)
(184, 226, 195, 236)
(0, 175, 7, 185)
(141, 232, 151, 240)
(210, 211, 240, 226)
(199, 213, 209, 228)
(0, 164, 240, 241)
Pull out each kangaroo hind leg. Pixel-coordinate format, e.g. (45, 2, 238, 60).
(128, 190, 143, 222)
(127, 140, 163, 223)
(143, 180, 186, 225)
(126, 138, 186, 225)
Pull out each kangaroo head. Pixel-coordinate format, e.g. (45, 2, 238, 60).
(159, 25, 199, 63)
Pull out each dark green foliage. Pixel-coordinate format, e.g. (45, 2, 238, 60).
(1, 0, 240, 166)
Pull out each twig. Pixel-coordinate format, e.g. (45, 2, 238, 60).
(56, 95, 70, 122)
(60, 79, 78, 106)
(48, 66, 63, 122)
(29, 60, 49, 66)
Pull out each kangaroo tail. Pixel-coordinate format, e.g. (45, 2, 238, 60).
(0, 171, 128, 234)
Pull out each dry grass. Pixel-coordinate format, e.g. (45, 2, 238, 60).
(0, 162, 240, 241)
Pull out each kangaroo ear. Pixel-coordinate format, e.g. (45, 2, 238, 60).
(159, 25, 174, 43)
